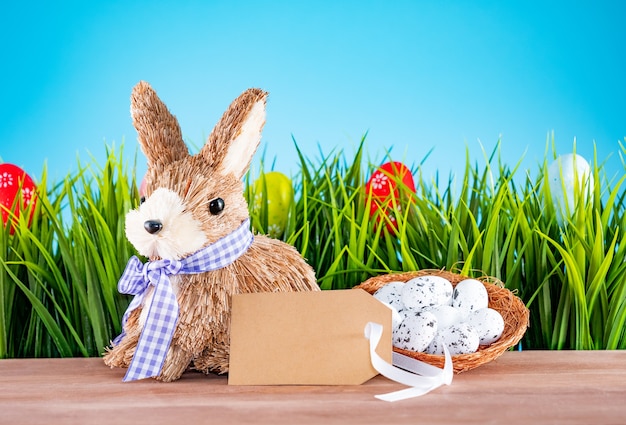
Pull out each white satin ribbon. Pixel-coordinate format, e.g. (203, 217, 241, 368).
(364, 322, 453, 402)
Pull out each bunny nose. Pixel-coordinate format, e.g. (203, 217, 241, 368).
(144, 220, 163, 234)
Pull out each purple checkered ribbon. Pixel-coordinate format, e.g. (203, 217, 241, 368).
(113, 218, 254, 382)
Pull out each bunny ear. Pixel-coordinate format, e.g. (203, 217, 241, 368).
(200, 88, 268, 179)
(131, 81, 189, 169)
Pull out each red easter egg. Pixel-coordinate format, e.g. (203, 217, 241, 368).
(365, 161, 416, 234)
(0, 163, 37, 233)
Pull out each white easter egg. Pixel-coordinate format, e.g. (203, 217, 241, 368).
(452, 279, 489, 318)
(430, 276, 454, 305)
(425, 333, 444, 355)
(547, 153, 594, 222)
(373, 281, 405, 311)
(424, 304, 464, 329)
(373, 281, 405, 330)
(426, 323, 480, 355)
(393, 310, 438, 352)
(401, 275, 453, 310)
(467, 307, 505, 345)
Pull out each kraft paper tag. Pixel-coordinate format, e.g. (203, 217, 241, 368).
(228, 289, 392, 385)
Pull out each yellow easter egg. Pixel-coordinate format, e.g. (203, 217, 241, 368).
(253, 171, 293, 238)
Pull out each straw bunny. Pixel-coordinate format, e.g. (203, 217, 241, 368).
(103, 81, 319, 382)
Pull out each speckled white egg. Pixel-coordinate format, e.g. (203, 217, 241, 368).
(393, 310, 438, 352)
(426, 323, 479, 355)
(466, 307, 505, 345)
(424, 305, 464, 329)
(424, 333, 444, 355)
(401, 275, 453, 310)
(452, 279, 489, 318)
(373, 281, 405, 311)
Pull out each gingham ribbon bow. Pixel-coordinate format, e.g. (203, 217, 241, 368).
(113, 219, 254, 382)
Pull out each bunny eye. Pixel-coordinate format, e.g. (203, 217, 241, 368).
(209, 197, 225, 215)
(140, 196, 146, 205)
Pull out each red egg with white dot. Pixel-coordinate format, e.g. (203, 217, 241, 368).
(365, 161, 416, 234)
(0, 163, 37, 233)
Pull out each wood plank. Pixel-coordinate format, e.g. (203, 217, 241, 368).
(1, 351, 625, 424)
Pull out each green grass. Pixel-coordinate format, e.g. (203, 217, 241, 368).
(0, 147, 137, 357)
(251, 136, 626, 350)
(1, 137, 626, 358)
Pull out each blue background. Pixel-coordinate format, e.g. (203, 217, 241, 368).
(1, 1, 624, 185)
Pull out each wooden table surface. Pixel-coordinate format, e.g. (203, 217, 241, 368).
(1, 351, 625, 424)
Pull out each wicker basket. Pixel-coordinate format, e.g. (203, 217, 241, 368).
(355, 269, 530, 373)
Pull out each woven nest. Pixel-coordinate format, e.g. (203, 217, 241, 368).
(355, 269, 529, 373)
